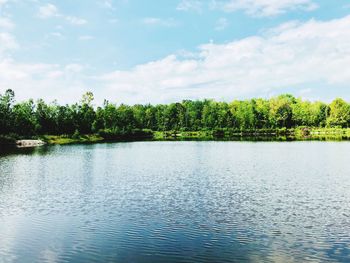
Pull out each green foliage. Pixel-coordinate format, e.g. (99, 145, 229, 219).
(1, 91, 350, 139)
(97, 128, 153, 140)
(230, 100, 255, 129)
(327, 98, 350, 128)
(269, 94, 295, 128)
(253, 98, 270, 129)
(292, 99, 327, 127)
(0, 135, 17, 144)
(72, 129, 81, 139)
(12, 99, 37, 135)
(0, 89, 15, 134)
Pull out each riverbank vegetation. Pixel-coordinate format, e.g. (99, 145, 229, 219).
(1, 89, 350, 144)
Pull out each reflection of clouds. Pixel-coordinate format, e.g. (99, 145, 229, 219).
(0, 216, 22, 263)
(40, 248, 58, 263)
(0, 215, 92, 263)
(268, 252, 305, 263)
(0, 142, 350, 262)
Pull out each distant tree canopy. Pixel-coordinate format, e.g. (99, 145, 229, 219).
(0, 89, 350, 136)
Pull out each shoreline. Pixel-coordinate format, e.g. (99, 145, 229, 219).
(1, 128, 350, 147)
(32, 128, 350, 144)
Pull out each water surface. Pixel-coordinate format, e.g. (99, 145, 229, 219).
(0, 142, 350, 262)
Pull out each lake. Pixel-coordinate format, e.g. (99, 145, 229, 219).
(0, 141, 350, 262)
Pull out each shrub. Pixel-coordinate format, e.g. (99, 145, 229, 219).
(72, 129, 81, 139)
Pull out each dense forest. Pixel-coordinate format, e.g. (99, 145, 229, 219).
(1, 89, 350, 140)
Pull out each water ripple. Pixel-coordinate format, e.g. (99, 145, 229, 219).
(0, 142, 350, 262)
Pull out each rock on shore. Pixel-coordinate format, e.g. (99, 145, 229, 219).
(16, 140, 46, 148)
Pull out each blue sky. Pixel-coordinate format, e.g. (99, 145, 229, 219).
(0, 0, 350, 104)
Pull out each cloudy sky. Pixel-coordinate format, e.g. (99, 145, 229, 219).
(0, 0, 350, 104)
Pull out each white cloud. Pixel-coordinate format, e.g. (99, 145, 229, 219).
(0, 32, 18, 53)
(0, 0, 8, 7)
(0, 58, 88, 103)
(38, 3, 59, 18)
(49, 32, 64, 39)
(215, 17, 229, 31)
(96, 15, 350, 104)
(65, 63, 84, 72)
(0, 30, 87, 103)
(79, 35, 94, 41)
(263, 20, 301, 35)
(65, 16, 87, 25)
(37, 3, 87, 25)
(0, 17, 14, 30)
(99, 0, 114, 9)
(177, 0, 202, 12)
(2, 15, 350, 104)
(213, 0, 318, 17)
(142, 17, 178, 27)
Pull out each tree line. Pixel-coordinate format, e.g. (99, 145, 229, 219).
(1, 89, 350, 137)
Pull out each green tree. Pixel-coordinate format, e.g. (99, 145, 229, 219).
(269, 94, 296, 128)
(182, 100, 204, 131)
(12, 99, 37, 135)
(0, 89, 15, 134)
(1, 90, 349, 139)
(77, 92, 96, 134)
(35, 99, 58, 134)
(252, 98, 270, 129)
(292, 99, 327, 127)
(56, 105, 75, 134)
(116, 104, 135, 133)
(230, 100, 255, 129)
(144, 106, 157, 130)
(202, 100, 219, 129)
(327, 98, 350, 127)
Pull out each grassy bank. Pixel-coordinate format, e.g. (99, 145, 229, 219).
(154, 128, 350, 141)
(2, 127, 350, 146)
(39, 129, 154, 145)
(40, 134, 104, 145)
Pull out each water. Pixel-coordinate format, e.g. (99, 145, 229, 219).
(0, 142, 350, 263)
